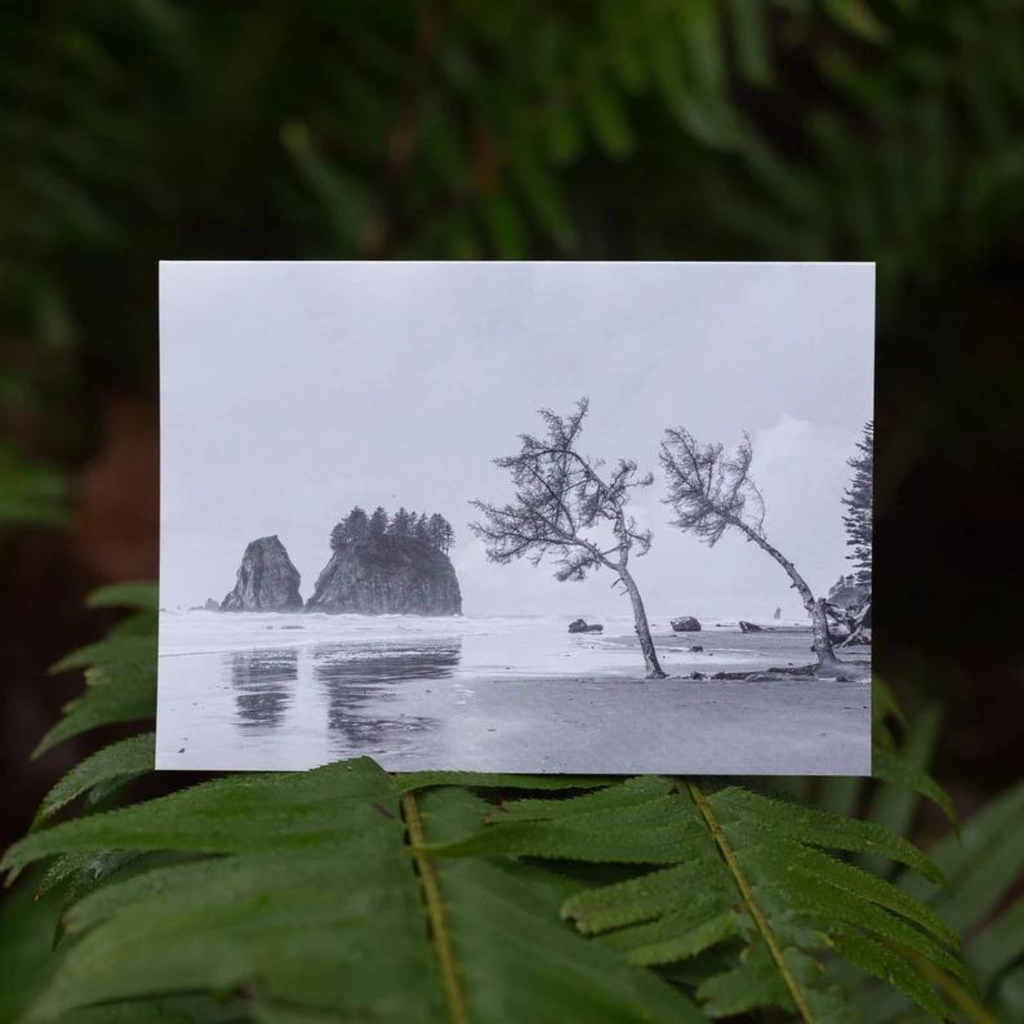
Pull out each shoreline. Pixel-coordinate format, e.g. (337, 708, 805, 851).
(155, 613, 871, 775)
(156, 657, 871, 775)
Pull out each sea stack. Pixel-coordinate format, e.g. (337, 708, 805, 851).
(306, 533, 461, 615)
(221, 536, 303, 611)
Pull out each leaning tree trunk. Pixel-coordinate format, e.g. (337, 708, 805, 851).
(619, 568, 667, 679)
(740, 526, 844, 677)
(806, 597, 844, 676)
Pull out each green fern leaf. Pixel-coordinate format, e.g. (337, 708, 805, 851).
(49, 634, 157, 675)
(873, 748, 958, 830)
(599, 906, 739, 967)
(3, 766, 701, 1023)
(36, 734, 155, 822)
(711, 787, 945, 883)
(432, 786, 705, 862)
(695, 943, 791, 1017)
(444, 777, 967, 1020)
(744, 841, 957, 949)
(833, 930, 949, 1021)
(32, 620, 158, 757)
(32, 664, 156, 758)
(563, 856, 732, 935)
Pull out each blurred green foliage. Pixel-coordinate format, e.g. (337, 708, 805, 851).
(3, 0, 1023, 503)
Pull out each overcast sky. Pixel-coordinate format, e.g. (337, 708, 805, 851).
(160, 261, 873, 620)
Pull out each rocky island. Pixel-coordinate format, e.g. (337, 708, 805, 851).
(221, 506, 461, 617)
(307, 538, 461, 615)
(221, 535, 303, 611)
(307, 505, 461, 615)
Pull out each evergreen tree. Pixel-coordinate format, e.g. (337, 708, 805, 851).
(427, 513, 447, 552)
(414, 512, 430, 544)
(390, 506, 413, 537)
(329, 506, 369, 550)
(368, 506, 389, 538)
(841, 422, 873, 589)
(440, 517, 455, 555)
(348, 506, 369, 543)
(329, 521, 346, 551)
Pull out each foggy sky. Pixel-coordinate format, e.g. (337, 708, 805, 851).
(160, 261, 873, 620)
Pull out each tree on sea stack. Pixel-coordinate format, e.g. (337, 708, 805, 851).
(390, 507, 413, 538)
(471, 397, 666, 679)
(426, 512, 455, 553)
(659, 427, 845, 677)
(330, 506, 369, 550)
(414, 512, 431, 544)
(369, 506, 389, 538)
(427, 513, 446, 552)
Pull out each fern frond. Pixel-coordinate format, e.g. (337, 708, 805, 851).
(32, 666, 155, 758)
(2, 767, 701, 1023)
(445, 778, 967, 1020)
(35, 733, 154, 822)
(710, 787, 944, 883)
(32, 620, 157, 757)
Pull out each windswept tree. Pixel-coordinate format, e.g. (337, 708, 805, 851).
(659, 428, 844, 676)
(329, 506, 369, 550)
(842, 421, 873, 590)
(471, 398, 666, 679)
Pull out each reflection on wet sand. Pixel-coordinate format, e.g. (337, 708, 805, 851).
(229, 648, 298, 728)
(313, 638, 459, 753)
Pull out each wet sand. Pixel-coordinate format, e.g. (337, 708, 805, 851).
(157, 617, 870, 775)
(367, 672, 871, 775)
(155, 634, 868, 770)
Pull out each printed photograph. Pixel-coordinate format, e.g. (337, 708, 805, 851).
(158, 261, 874, 774)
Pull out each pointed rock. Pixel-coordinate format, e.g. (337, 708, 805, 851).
(222, 536, 303, 611)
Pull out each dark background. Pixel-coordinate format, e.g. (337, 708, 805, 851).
(2, 1, 1022, 849)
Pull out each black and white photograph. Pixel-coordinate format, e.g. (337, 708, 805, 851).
(158, 261, 874, 774)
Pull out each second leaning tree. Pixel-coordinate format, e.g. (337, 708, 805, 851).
(659, 427, 847, 678)
(470, 398, 666, 679)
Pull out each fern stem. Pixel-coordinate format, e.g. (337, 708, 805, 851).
(401, 791, 469, 1024)
(687, 781, 816, 1024)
